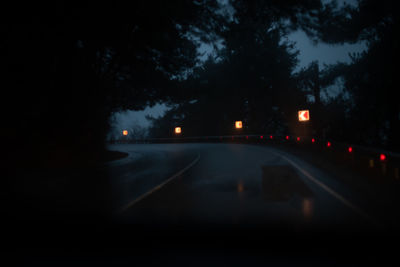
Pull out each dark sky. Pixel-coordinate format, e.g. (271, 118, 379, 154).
(288, 31, 366, 71)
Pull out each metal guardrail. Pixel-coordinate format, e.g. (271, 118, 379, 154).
(109, 134, 400, 180)
(110, 134, 400, 159)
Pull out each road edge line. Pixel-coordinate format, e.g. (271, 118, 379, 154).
(118, 154, 201, 213)
(275, 151, 380, 226)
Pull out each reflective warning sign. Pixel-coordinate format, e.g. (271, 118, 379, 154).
(298, 110, 310, 121)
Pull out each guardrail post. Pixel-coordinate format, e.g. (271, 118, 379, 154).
(381, 162, 387, 176)
(369, 159, 374, 168)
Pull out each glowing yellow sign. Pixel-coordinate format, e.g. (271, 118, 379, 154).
(235, 121, 243, 129)
(122, 130, 128, 136)
(298, 110, 310, 122)
(175, 127, 182, 134)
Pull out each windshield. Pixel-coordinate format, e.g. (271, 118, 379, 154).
(4, 0, 399, 266)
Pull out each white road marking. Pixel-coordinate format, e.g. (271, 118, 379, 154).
(118, 154, 201, 213)
(275, 152, 379, 226)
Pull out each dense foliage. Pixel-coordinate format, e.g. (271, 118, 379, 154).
(3, 0, 399, 166)
(149, 0, 400, 151)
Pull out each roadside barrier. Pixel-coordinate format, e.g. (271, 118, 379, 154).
(109, 134, 400, 181)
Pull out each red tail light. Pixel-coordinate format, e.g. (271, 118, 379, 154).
(348, 147, 353, 153)
(270, 135, 273, 139)
(311, 138, 315, 143)
(286, 136, 289, 140)
(260, 135, 263, 139)
(380, 154, 386, 161)
(297, 137, 300, 141)
(327, 141, 331, 147)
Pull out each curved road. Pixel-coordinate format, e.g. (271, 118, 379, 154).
(107, 143, 378, 232)
(10, 143, 397, 265)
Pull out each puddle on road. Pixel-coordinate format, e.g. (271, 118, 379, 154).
(237, 180, 244, 193)
(261, 165, 314, 202)
(302, 198, 314, 221)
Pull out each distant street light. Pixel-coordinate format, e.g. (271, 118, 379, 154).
(298, 110, 310, 122)
(175, 127, 182, 134)
(122, 130, 128, 136)
(235, 121, 243, 129)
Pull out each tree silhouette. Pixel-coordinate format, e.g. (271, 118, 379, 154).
(3, 0, 228, 165)
(313, 0, 399, 149)
(148, 0, 328, 137)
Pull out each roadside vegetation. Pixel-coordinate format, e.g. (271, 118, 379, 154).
(3, 0, 398, 169)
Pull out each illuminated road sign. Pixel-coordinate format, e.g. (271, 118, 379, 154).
(175, 127, 182, 134)
(298, 110, 310, 121)
(235, 121, 243, 129)
(122, 130, 128, 136)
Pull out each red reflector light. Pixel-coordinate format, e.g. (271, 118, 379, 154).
(297, 137, 300, 141)
(260, 135, 263, 139)
(246, 136, 249, 139)
(286, 136, 289, 140)
(348, 147, 353, 153)
(380, 154, 386, 161)
(327, 141, 331, 147)
(311, 138, 315, 143)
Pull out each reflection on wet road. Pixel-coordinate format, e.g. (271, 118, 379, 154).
(107, 143, 376, 230)
(302, 198, 314, 221)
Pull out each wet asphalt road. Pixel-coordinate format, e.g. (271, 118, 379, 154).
(107, 143, 377, 231)
(10, 143, 399, 265)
